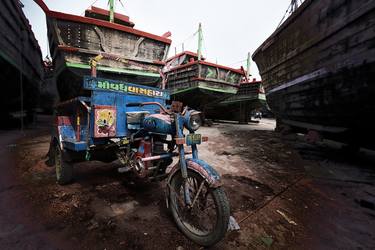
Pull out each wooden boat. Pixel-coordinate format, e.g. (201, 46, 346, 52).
(252, 0, 375, 148)
(34, 0, 171, 101)
(164, 51, 242, 110)
(205, 80, 266, 123)
(0, 0, 43, 125)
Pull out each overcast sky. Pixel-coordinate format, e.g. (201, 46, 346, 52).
(22, 0, 291, 79)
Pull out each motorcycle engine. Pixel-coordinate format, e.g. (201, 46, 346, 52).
(117, 137, 172, 179)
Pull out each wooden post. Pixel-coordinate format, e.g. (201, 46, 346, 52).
(91, 65, 97, 77)
(109, 0, 115, 23)
(246, 52, 251, 78)
(197, 23, 203, 61)
(90, 55, 103, 77)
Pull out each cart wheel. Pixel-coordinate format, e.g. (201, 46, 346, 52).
(54, 143, 73, 185)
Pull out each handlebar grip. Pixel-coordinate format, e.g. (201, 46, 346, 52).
(126, 103, 143, 107)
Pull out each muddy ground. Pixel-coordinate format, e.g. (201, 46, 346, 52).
(0, 116, 374, 249)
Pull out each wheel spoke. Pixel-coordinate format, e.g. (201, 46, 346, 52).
(190, 180, 205, 209)
(170, 173, 218, 235)
(169, 170, 230, 245)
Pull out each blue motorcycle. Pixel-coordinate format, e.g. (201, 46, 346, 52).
(49, 77, 230, 246)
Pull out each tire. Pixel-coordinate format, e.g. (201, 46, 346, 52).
(169, 170, 230, 246)
(45, 150, 55, 167)
(54, 143, 73, 185)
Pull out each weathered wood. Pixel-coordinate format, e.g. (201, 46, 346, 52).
(205, 81, 266, 121)
(164, 52, 241, 109)
(35, 3, 171, 100)
(220, 81, 265, 104)
(0, 0, 43, 119)
(252, 0, 375, 147)
(0, 0, 43, 82)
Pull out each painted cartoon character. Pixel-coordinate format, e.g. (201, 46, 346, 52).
(96, 109, 116, 136)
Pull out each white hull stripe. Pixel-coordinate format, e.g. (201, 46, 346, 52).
(266, 68, 328, 95)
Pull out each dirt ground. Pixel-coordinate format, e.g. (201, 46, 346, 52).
(0, 116, 374, 249)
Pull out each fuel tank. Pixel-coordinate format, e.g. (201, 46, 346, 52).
(143, 113, 175, 134)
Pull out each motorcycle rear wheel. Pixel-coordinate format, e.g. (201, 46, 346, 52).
(169, 170, 230, 246)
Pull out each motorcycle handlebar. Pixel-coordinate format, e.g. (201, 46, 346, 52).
(126, 102, 171, 114)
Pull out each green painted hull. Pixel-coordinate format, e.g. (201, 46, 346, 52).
(171, 84, 238, 109)
(205, 82, 267, 122)
(165, 55, 242, 109)
(55, 64, 162, 100)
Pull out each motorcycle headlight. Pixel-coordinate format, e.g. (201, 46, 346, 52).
(188, 111, 202, 131)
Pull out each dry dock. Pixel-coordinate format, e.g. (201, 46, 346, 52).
(0, 116, 374, 249)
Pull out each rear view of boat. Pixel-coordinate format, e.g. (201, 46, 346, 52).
(253, 0, 375, 148)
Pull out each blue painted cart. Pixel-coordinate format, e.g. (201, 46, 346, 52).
(51, 76, 169, 152)
(48, 76, 230, 247)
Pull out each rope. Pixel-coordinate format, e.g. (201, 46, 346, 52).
(46, 32, 51, 58)
(173, 31, 198, 54)
(118, 0, 125, 8)
(228, 58, 247, 67)
(277, 0, 305, 28)
(277, 7, 290, 28)
(201, 33, 208, 59)
(238, 175, 305, 225)
(81, 0, 101, 16)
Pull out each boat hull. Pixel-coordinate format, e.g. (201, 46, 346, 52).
(252, 0, 375, 147)
(171, 83, 238, 109)
(39, 4, 171, 100)
(165, 59, 241, 109)
(54, 60, 162, 100)
(205, 82, 266, 122)
(0, 0, 43, 125)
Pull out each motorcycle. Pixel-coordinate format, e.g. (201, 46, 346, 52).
(49, 77, 230, 246)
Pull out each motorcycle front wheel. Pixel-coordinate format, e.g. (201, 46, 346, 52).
(169, 170, 230, 246)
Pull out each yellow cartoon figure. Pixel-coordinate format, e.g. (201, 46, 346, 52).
(95, 107, 116, 137)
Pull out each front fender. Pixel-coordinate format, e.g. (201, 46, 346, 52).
(166, 158, 222, 208)
(167, 158, 222, 188)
